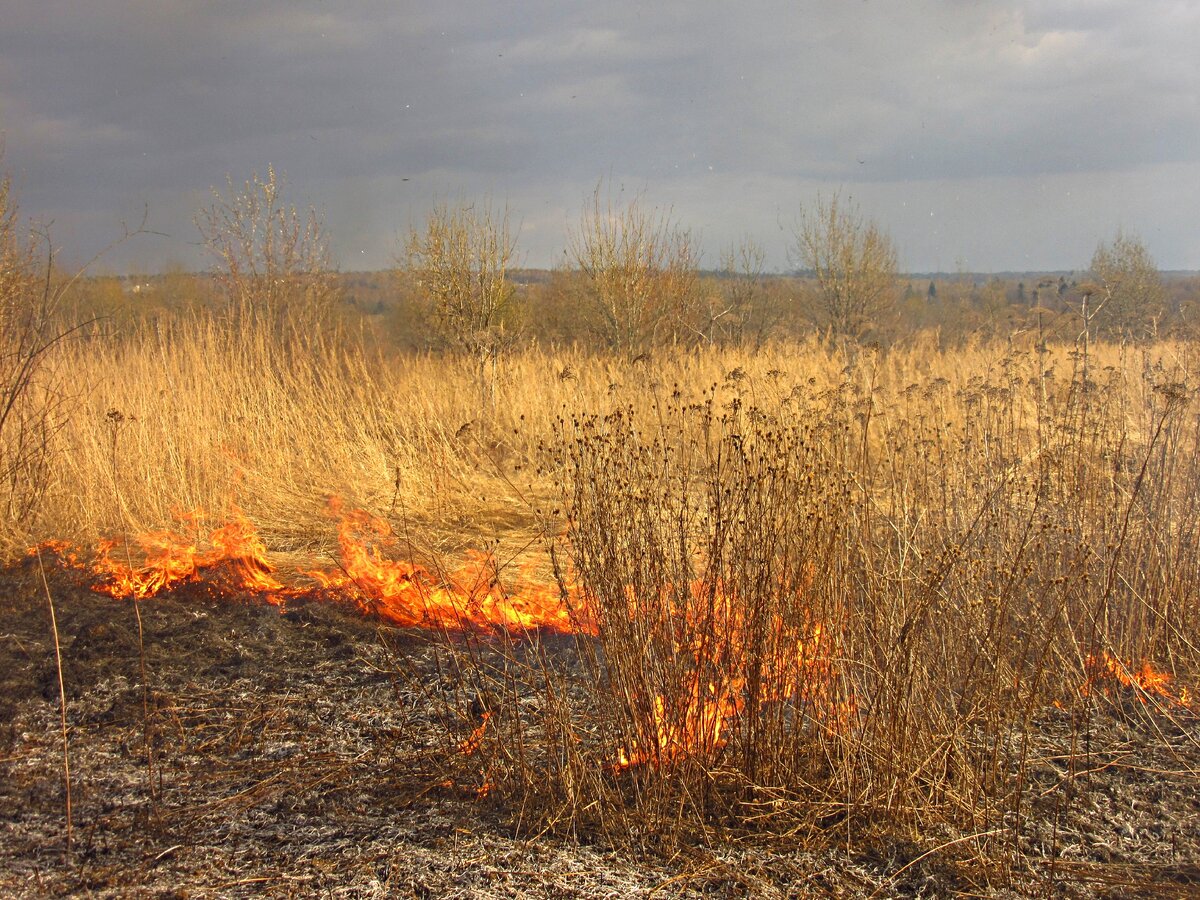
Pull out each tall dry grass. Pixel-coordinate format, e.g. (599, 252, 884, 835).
(6, 322, 940, 554)
(531, 338, 1200, 847)
(8, 309, 1200, 859)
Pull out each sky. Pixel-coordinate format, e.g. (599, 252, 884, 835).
(1, 0, 1197, 274)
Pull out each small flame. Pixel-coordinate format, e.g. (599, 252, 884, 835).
(1081, 651, 1194, 711)
(459, 711, 493, 756)
(28, 539, 79, 565)
(208, 512, 285, 594)
(616, 678, 745, 770)
(612, 584, 855, 772)
(307, 499, 582, 634)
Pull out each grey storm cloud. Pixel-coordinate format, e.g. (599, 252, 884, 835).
(0, 0, 1197, 272)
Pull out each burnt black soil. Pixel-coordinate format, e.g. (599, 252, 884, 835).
(2, 561, 1198, 898)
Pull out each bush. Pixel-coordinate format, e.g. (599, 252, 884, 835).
(567, 184, 701, 355)
(196, 166, 341, 344)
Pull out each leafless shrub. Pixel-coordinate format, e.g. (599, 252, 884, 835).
(712, 236, 773, 346)
(1088, 229, 1167, 340)
(792, 191, 898, 339)
(402, 201, 521, 405)
(568, 183, 701, 355)
(554, 398, 857, 838)
(196, 166, 341, 343)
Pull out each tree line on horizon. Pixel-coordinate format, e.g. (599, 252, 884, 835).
(18, 166, 1200, 355)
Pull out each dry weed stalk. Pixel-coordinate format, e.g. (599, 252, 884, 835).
(35, 545, 72, 857)
(0, 151, 148, 552)
(105, 407, 160, 817)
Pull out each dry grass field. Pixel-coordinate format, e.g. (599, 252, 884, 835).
(2, 314, 1199, 896)
(3, 167, 1200, 896)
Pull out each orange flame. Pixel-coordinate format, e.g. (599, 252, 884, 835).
(208, 512, 285, 594)
(87, 508, 283, 600)
(28, 539, 79, 565)
(616, 677, 746, 770)
(611, 582, 855, 772)
(30, 501, 864, 773)
(307, 499, 582, 634)
(34, 499, 583, 635)
(1081, 651, 1194, 711)
(459, 711, 493, 756)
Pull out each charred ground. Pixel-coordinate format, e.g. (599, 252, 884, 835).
(2, 563, 1198, 899)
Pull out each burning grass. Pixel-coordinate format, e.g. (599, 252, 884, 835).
(33, 501, 582, 637)
(4, 322, 1200, 892)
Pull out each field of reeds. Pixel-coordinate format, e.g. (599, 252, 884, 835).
(3, 306, 1199, 895)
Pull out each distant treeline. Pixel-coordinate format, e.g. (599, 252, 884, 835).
(66, 266, 1200, 351)
(35, 172, 1195, 354)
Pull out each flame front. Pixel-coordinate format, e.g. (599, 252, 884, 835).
(35, 500, 582, 635)
(89, 508, 282, 600)
(33, 506, 1195, 779)
(1081, 651, 1195, 711)
(306, 499, 581, 634)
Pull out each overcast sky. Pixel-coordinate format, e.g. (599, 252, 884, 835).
(1, 0, 1197, 273)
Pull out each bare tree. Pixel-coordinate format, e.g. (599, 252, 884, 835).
(402, 201, 520, 402)
(1089, 229, 1166, 339)
(196, 166, 340, 341)
(791, 192, 897, 338)
(568, 183, 700, 355)
(715, 236, 769, 346)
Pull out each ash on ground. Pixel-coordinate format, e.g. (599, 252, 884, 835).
(2, 567, 1198, 899)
